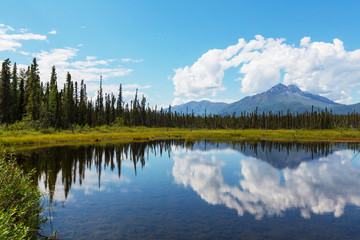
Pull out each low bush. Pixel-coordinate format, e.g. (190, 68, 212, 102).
(0, 149, 46, 239)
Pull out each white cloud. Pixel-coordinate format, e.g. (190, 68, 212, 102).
(86, 56, 96, 61)
(17, 64, 28, 69)
(121, 58, 132, 62)
(172, 39, 246, 99)
(71, 59, 108, 68)
(121, 58, 144, 63)
(1, 33, 46, 41)
(173, 36, 360, 103)
(0, 24, 47, 51)
(35, 47, 78, 83)
(172, 149, 360, 219)
(19, 51, 30, 56)
(0, 24, 143, 101)
(122, 83, 151, 89)
(121, 90, 148, 104)
(0, 39, 21, 51)
(34, 47, 133, 92)
(87, 83, 149, 104)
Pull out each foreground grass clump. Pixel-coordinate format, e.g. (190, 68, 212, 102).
(0, 150, 46, 239)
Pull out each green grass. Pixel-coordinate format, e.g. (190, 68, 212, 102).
(1, 125, 360, 147)
(0, 149, 47, 239)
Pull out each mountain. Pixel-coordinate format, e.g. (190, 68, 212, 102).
(170, 100, 228, 115)
(171, 83, 360, 116)
(220, 83, 341, 116)
(329, 102, 360, 114)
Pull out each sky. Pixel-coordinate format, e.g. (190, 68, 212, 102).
(1, 0, 360, 107)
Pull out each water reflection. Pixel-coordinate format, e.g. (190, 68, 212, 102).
(187, 141, 344, 169)
(172, 146, 360, 219)
(17, 141, 360, 219)
(18, 141, 179, 201)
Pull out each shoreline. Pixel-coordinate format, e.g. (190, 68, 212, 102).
(1, 127, 360, 149)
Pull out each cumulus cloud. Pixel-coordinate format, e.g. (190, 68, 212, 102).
(0, 23, 144, 101)
(87, 83, 149, 104)
(172, 39, 247, 99)
(34, 47, 133, 93)
(173, 35, 360, 103)
(71, 59, 109, 68)
(0, 24, 46, 51)
(172, 149, 360, 219)
(122, 83, 151, 89)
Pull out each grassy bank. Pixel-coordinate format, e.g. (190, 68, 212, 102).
(1, 126, 360, 147)
(0, 150, 47, 239)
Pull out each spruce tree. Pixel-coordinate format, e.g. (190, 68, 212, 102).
(140, 95, 146, 126)
(26, 58, 41, 121)
(98, 75, 104, 125)
(0, 59, 11, 124)
(63, 72, 75, 128)
(117, 83, 123, 117)
(78, 79, 87, 126)
(87, 100, 93, 127)
(132, 89, 139, 125)
(41, 82, 50, 127)
(74, 81, 78, 125)
(48, 66, 58, 127)
(111, 93, 116, 124)
(18, 69, 26, 120)
(10, 63, 18, 122)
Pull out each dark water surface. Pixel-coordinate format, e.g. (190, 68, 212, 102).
(17, 141, 360, 239)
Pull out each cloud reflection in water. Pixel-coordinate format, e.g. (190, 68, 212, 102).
(172, 148, 360, 219)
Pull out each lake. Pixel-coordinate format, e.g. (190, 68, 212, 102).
(17, 140, 360, 239)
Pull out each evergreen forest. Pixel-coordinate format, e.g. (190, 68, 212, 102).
(0, 58, 360, 130)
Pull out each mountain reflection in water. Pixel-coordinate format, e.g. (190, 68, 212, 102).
(17, 140, 360, 219)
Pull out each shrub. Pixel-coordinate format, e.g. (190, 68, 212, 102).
(0, 149, 46, 239)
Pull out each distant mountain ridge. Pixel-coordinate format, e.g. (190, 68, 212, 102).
(170, 100, 228, 115)
(171, 83, 360, 116)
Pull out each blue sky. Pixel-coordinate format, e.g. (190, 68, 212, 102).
(1, 0, 360, 107)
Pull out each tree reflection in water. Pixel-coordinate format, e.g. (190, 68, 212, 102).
(16, 140, 359, 208)
(17, 140, 182, 201)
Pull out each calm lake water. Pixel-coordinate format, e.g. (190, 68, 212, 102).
(17, 140, 360, 239)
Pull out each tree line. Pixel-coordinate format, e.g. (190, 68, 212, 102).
(0, 58, 359, 130)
